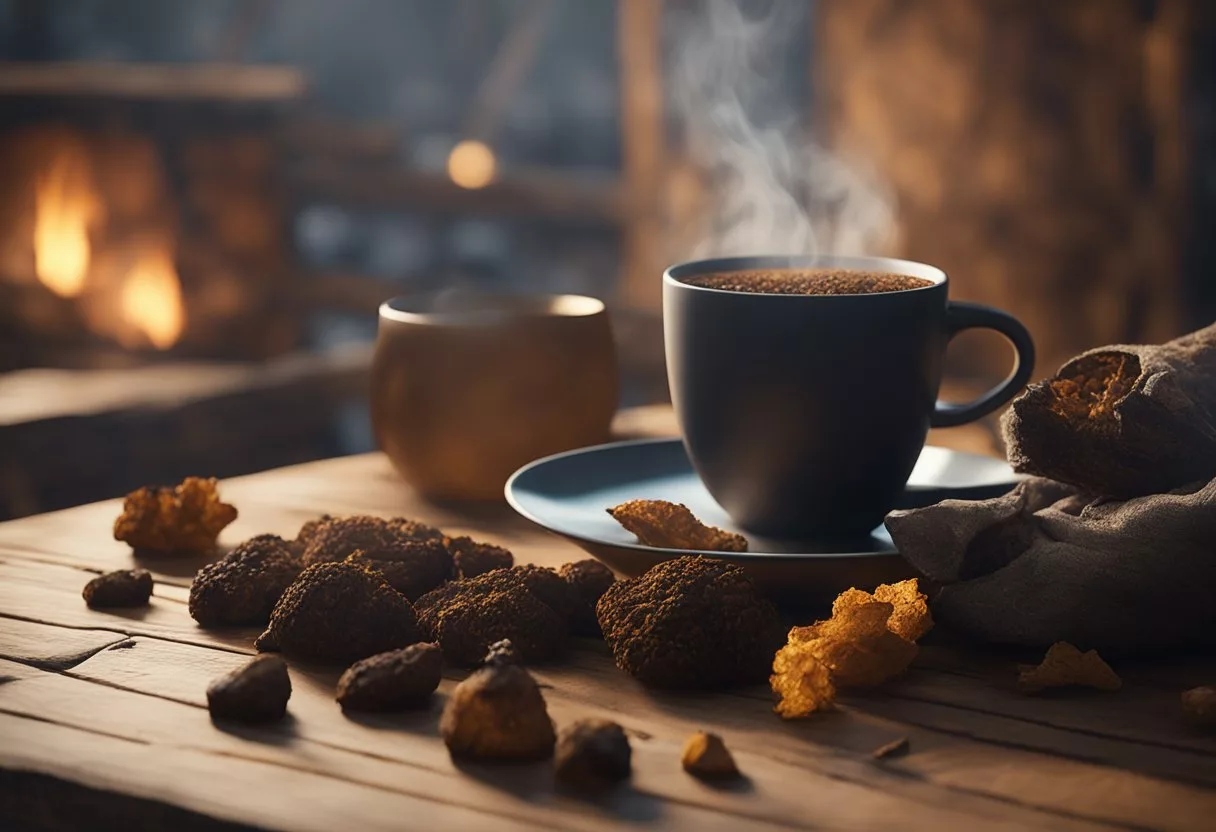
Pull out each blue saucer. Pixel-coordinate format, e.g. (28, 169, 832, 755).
(505, 438, 1017, 602)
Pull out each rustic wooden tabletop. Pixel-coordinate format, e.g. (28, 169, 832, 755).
(0, 409, 1213, 831)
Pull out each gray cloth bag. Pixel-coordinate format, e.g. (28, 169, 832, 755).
(885, 476, 1216, 652)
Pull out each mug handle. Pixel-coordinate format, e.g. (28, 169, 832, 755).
(931, 301, 1036, 428)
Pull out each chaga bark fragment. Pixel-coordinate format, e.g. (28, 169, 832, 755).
(1002, 323, 1216, 497)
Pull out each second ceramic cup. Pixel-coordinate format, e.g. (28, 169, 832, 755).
(372, 290, 619, 501)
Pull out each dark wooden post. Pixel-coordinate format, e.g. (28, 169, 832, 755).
(813, 0, 1191, 377)
(618, 0, 666, 310)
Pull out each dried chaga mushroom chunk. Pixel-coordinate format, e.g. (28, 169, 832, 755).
(445, 536, 514, 579)
(510, 564, 578, 623)
(207, 655, 291, 723)
(786, 598, 919, 689)
(559, 559, 616, 636)
(255, 562, 424, 664)
(555, 719, 632, 790)
(300, 515, 444, 567)
(414, 569, 566, 667)
(113, 477, 237, 555)
(484, 638, 520, 667)
(681, 731, 740, 780)
(336, 642, 442, 712)
(388, 516, 446, 541)
(1182, 686, 1216, 729)
(188, 535, 301, 627)
(1017, 642, 1122, 694)
(855, 580, 933, 643)
(344, 537, 454, 600)
(607, 500, 748, 552)
(771, 580, 932, 719)
(83, 569, 153, 609)
(440, 643, 556, 760)
(289, 514, 332, 557)
(771, 644, 836, 718)
(871, 737, 911, 760)
(595, 555, 783, 689)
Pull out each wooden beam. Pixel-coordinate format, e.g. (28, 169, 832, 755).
(214, 0, 278, 63)
(1138, 0, 1188, 344)
(463, 0, 557, 141)
(280, 117, 401, 163)
(0, 349, 371, 519)
(288, 161, 624, 225)
(811, 0, 1195, 378)
(0, 62, 306, 102)
(618, 0, 666, 309)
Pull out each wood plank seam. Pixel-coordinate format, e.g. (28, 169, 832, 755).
(865, 704, 1216, 792)
(15, 619, 1213, 805)
(720, 676, 1216, 760)
(0, 611, 257, 656)
(887, 691, 1216, 759)
(0, 648, 1122, 830)
(0, 704, 155, 746)
(918, 660, 1212, 697)
(0, 545, 198, 588)
(20, 635, 129, 671)
(40, 660, 932, 823)
(0, 676, 818, 831)
(3, 446, 1214, 830)
(0, 706, 578, 832)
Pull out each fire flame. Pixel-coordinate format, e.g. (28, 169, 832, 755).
(119, 245, 185, 350)
(30, 136, 185, 351)
(33, 149, 96, 297)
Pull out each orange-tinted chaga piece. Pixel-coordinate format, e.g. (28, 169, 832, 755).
(806, 624, 918, 688)
(834, 580, 934, 643)
(113, 477, 237, 555)
(680, 731, 741, 780)
(771, 643, 836, 718)
(1017, 642, 1122, 694)
(772, 579, 932, 719)
(607, 500, 747, 552)
(1046, 354, 1137, 426)
(793, 598, 918, 689)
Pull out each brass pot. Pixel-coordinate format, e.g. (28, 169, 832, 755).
(372, 290, 618, 501)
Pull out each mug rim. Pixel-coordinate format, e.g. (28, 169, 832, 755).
(664, 254, 947, 297)
(380, 289, 605, 326)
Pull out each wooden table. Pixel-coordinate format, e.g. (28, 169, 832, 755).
(1, 448, 1214, 829)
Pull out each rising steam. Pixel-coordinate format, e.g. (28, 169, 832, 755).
(667, 0, 896, 260)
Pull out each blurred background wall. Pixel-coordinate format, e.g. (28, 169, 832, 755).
(0, 0, 1210, 518)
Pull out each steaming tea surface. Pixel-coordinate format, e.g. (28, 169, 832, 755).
(685, 268, 933, 295)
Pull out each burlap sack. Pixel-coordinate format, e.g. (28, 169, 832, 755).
(884, 476, 1216, 652)
(1002, 322, 1216, 498)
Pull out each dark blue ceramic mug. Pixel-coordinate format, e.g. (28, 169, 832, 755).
(664, 254, 1034, 539)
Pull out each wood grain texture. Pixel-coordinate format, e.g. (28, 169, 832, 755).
(0, 615, 127, 670)
(813, 0, 1190, 378)
(0, 61, 305, 100)
(0, 435, 1213, 830)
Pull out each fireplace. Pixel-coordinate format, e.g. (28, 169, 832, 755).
(0, 62, 375, 521)
(0, 62, 301, 370)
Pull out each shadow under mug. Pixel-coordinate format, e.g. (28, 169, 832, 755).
(663, 254, 1035, 539)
